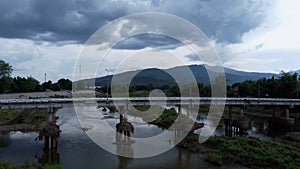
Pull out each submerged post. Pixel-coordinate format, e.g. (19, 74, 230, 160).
(240, 107, 244, 116)
(286, 108, 290, 118)
(36, 122, 61, 150)
(116, 104, 134, 142)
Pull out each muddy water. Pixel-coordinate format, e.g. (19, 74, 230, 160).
(0, 107, 248, 169)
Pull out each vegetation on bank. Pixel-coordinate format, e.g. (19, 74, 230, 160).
(130, 106, 178, 129)
(95, 72, 300, 99)
(0, 109, 21, 124)
(131, 105, 300, 168)
(279, 133, 300, 148)
(0, 76, 72, 94)
(0, 108, 49, 131)
(0, 59, 71, 94)
(1, 59, 300, 99)
(179, 134, 300, 169)
(282, 133, 300, 143)
(151, 108, 178, 129)
(0, 160, 63, 169)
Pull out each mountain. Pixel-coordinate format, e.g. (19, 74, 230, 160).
(90, 65, 278, 87)
(290, 70, 300, 75)
(223, 67, 278, 85)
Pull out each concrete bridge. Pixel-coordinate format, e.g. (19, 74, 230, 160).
(0, 97, 299, 109)
(1, 97, 298, 135)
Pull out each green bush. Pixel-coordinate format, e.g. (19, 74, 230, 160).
(0, 109, 20, 123)
(32, 114, 47, 124)
(204, 136, 300, 168)
(0, 160, 63, 169)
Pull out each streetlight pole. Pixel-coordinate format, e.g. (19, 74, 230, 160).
(297, 75, 299, 99)
(258, 80, 261, 99)
(44, 73, 47, 83)
(105, 69, 108, 101)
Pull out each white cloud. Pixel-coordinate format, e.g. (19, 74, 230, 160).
(1, 0, 300, 82)
(0, 38, 82, 82)
(221, 0, 300, 73)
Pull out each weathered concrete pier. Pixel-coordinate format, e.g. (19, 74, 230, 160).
(116, 105, 134, 143)
(36, 121, 61, 150)
(1, 97, 299, 135)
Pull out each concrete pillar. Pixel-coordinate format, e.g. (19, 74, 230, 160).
(187, 104, 191, 118)
(49, 137, 52, 149)
(178, 105, 181, 114)
(124, 103, 128, 119)
(119, 105, 127, 123)
(45, 136, 58, 150)
(286, 108, 290, 118)
(120, 114, 124, 123)
(240, 107, 244, 116)
(228, 106, 232, 120)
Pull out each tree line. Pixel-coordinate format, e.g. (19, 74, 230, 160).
(232, 72, 300, 98)
(1, 59, 299, 98)
(98, 73, 300, 99)
(0, 59, 71, 93)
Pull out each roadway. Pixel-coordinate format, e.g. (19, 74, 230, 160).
(0, 97, 300, 109)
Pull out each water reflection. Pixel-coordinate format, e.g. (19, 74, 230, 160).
(0, 106, 280, 169)
(0, 132, 43, 165)
(0, 132, 11, 148)
(117, 156, 132, 169)
(36, 149, 60, 167)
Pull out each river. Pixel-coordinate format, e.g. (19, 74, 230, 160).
(0, 107, 259, 169)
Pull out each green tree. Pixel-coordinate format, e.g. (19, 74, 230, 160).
(11, 76, 40, 92)
(57, 78, 72, 90)
(0, 59, 13, 78)
(0, 60, 13, 93)
(0, 76, 13, 93)
(236, 80, 258, 97)
(42, 80, 53, 90)
(276, 72, 298, 98)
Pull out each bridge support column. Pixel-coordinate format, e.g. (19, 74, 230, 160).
(36, 122, 60, 150)
(286, 108, 290, 118)
(177, 105, 181, 114)
(44, 135, 58, 150)
(228, 106, 232, 120)
(186, 103, 192, 118)
(116, 104, 134, 143)
(48, 105, 57, 123)
(240, 107, 244, 116)
(225, 106, 233, 137)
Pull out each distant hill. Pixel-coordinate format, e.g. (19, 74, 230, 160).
(88, 64, 278, 87)
(290, 70, 300, 75)
(223, 67, 278, 85)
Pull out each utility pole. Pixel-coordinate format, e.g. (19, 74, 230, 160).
(44, 73, 47, 83)
(105, 69, 109, 101)
(79, 64, 82, 80)
(258, 80, 261, 99)
(297, 75, 299, 99)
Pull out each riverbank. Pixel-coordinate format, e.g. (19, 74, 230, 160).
(0, 160, 63, 169)
(0, 108, 49, 132)
(0, 91, 71, 99)
(133, 106, 300, 168)
(178, 134, 300, 169)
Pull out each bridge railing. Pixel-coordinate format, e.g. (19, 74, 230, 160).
(0, 97, 300, 107)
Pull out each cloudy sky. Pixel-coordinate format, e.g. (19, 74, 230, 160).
(0, 0, 299, 82)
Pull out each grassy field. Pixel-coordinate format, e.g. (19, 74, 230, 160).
(0, 108, 48, 126)
(0, 160, 63, 169)
(179, 134, 300, 169)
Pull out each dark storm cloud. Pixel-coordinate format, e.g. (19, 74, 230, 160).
(0, 0, 270, 46)
(113, 34, 182, 50)
(0, 0, 128, 43)
(152, 0, 270, 44)
(185, 53, 201, 61)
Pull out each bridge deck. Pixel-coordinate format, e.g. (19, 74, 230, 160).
(0, 97, 299, 109)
